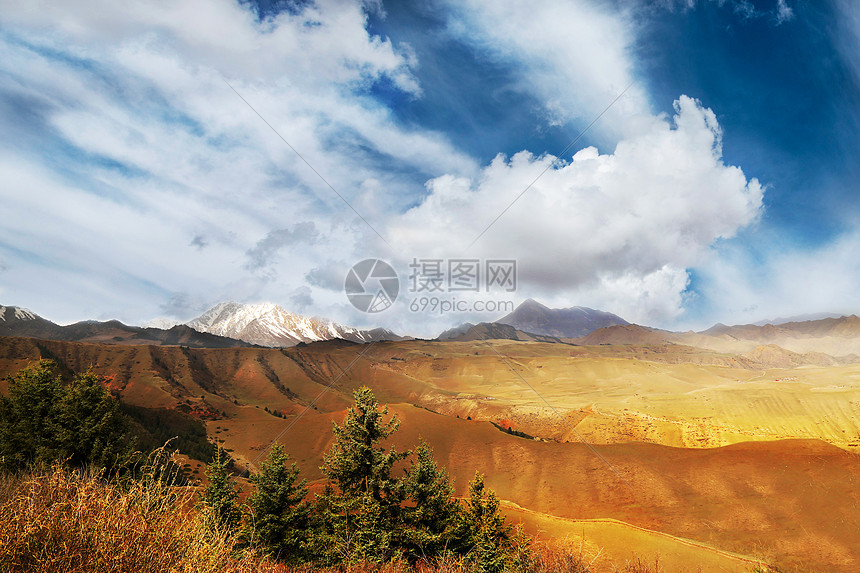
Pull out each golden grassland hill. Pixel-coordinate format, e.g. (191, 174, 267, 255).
(2, 336, 860, 570)
(3, 335, 860, 453)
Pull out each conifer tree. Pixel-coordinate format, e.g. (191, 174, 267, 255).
(0, 360, 132, 473)
(54, 370, 133, 470)
(0, 360, 63, 471)
(319, 386, 409, 563)
(200, 446, 242, 533)
(454, 472, 513, 573)
(247, 443, 310, 561)
(401, 440, 459, 560)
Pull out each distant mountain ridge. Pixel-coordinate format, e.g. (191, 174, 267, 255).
(702, 315, 860, 339)
(752, 312, 845, 326)
(495, 298, 629, 338)
(0, 304, 252, 348)
(436, 322, 565, 343)
(0, 302, 406, 349)
(186, 302, 406, 347)
(577, 314, 860, 359)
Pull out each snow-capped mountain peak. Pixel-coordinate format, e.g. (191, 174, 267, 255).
(0, 305, 38, 322)
(185, 302, 403, 347)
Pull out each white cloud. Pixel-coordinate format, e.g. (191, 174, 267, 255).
(387, 96, 763, 325)
(0, 0, 772, 333)
(693, 228, 860, 327)
(775, 0, 794, 24)
(440, 0, 652, 141)
(0, 0, 475, 324)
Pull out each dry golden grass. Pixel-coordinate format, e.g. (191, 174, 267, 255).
(0, 462, 777, 573)
(0, 463, 605, 573)
(0, 463, 262, 573)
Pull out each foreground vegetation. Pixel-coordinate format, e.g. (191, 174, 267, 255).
(0, 461, 669, 573)
(0, 361, 778, 572)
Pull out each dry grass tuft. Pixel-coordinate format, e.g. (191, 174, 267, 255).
(0, 463, 260, 573)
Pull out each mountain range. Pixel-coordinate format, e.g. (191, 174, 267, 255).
(432, 300, 860, 362)
(6, 298, 860, 359)
(580, 316, 860, 359)
(186, 302, 405, 347)
(0, 304, 251, 348)
(0, 302, 407, 349)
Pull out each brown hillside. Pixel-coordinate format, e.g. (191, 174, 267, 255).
(252, 404, 860, 572)
(3, 336, 860, 570)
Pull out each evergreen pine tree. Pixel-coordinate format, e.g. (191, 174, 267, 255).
(319, 386, 409, 563)
(247, 443, 310, 562)
(200, 446, 242, 533)
(454, 472, 513, 573)
(0, 360, 63, 471)
(401, 440, 459, 560)
(54, 370, 134, 470)
(0, 361, 133, 473)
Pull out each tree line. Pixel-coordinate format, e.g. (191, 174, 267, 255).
(203, 386, 526, 571)
(0, 360, 211, 478)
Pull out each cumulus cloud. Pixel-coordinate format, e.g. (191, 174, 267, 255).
(0, 0, 773, 332)
(387, 96, 764, 324)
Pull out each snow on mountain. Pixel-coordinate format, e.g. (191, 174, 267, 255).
(186, 302, 403, 347)
(0, 305, 38, 322)
(142, 317, 184, 330)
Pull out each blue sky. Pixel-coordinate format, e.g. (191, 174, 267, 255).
(0, 0, 858, 336)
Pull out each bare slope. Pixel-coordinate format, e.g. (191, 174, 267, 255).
(217, 404, 860, 572)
